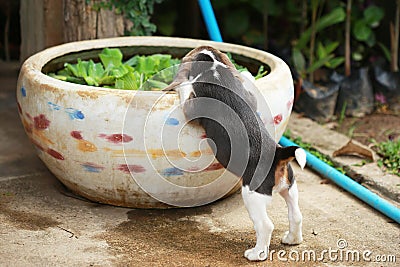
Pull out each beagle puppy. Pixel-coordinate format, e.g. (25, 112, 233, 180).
(164, 46, 306, 261)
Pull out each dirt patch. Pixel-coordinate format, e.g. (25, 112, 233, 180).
(334, 112, 400, 145)
(100, 206, 330, 267)
(101, 207, 251, 266)
(0, 203, 59, 231)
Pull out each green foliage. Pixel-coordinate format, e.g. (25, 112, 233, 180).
(372, 139, 400, 176)
(289, 1, 387, 78)
(352, 159, 372, 167)
(351, 4, 384, 61)
(254, 65, 268, 79)
(95, 0, 164, 36)
(352, 5, 384, 44)
(214, 0, 300, 47)
(48, 48, 180, 90)
(292, 3, 346, 80)
(48, 49, 268, 90)
(292, 41, 345, 79)
(226, 52, 249, 72)
(316, 42, 345, 69)
(295, 6, 346, 50)
(377, 42, 391, 63)
(226, 52, 269, 78)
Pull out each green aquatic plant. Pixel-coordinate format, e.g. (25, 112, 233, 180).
(48, 48, 180, 90)
(48, 48, 268, 90)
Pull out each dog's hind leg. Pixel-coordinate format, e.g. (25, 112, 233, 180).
(279, 180, 303, 245)
(242, 185, 273, 261)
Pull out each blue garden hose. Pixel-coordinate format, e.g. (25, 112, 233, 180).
(197, 0, 223, 42)
(280, 136, 400, 224)
(198, 0, 400, 224)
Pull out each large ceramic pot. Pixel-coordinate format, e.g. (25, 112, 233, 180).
(16, 37, 294, 208)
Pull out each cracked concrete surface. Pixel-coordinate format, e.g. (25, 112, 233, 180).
(0, 62, 399, 266)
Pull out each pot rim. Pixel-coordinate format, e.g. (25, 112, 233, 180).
(20, 36, 289, 95)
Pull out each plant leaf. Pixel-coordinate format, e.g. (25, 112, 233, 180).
(317, 42, 328, 59)
(296, 7, 346, 50)
(365, 33, 376, 47)
(99, 48, 123, 68)
(255, 65, 268, 79)
(378, 42, 391, 62)
(364, 5, 384, 28)
(353, 20, 372, 41)
(145, 79, 169, 90)
(326, 57, 345, 69)
(87, 60, 105, 86)
(306, 54, 334, 73)
(115, 72, 140, 90)
(292, 48, 306, 76)
(324, 41, 340, 55)
(124, 55, 140, 67)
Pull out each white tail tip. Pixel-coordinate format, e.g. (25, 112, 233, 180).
(295, 148, 307, 170)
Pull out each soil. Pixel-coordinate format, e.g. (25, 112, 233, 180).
(334, 112, 400, 146)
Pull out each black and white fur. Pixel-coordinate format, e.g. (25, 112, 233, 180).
(164, 46, 306, 261)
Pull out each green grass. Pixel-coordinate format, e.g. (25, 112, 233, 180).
(372, 139, 400, 176)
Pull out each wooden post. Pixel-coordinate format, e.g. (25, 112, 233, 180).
(63, 0, 126, 42)
(20, 0, 127, 62)
(20, 0, 45, 62)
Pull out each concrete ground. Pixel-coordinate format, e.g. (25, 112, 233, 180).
(0, 61, 399, 266)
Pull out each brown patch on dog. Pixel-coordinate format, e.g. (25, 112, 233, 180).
(273, 157, 294, 191)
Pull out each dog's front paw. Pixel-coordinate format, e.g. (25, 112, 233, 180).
(244, 247, 268, 261)
(281, 231, 303, 245)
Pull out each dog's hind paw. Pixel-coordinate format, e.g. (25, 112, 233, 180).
(281, 231, 303, 245)
(244, 247, 268, 261)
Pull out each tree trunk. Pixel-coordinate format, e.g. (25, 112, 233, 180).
(20, 0, 46, 62)
(20, 0, 128, 62)
(63, 0, 127, 42)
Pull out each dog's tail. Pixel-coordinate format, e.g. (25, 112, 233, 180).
(275, 146, 306, 169)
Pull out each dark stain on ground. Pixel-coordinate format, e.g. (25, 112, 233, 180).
(101, 205, 252, 266)
(100, 206, 318, 267)
(0, 203, 59, 231)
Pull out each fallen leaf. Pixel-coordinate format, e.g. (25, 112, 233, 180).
(333, 140, 374, 161)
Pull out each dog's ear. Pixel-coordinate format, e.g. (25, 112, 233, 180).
(163, 48, 200, 92)
(163, 62, 191, 91)
(275, 146, 306, 170)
